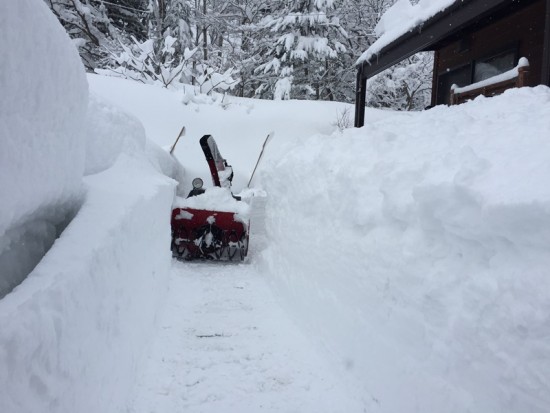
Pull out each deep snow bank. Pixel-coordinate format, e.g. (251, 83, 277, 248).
(85, 94, 146, 175)
(261, 87, 550, 413)
(0, 92, 180, 412)
(87, 73, 350, 193)
(86, 92, 185, 195)
(0, 156, 175, 413)
(0, 2, 182, 411)
(0, 0, 88, 297)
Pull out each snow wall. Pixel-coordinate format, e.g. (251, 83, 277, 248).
(0, 1, 179, 412)
(0, 0, 88, 297)
(0, 156, 175, 413)
(261, 87, 550, 413)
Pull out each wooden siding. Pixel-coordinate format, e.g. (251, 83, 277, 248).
(450, 65, 530, 104)
(433, 0, 546, 105)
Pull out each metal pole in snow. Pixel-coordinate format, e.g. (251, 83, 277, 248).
(247, 132, 274, 188)
(169, 126, 186, 155)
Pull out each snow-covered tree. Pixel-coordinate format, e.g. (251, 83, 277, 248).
(44, 0, 195, 74)
(44, 0, 432, 108)
(255, 0, 348, 100)
(102, 0, 150, 41)
(367, 52, 433, 110)
(46, 0, 124, 70)
(358, 0, 433, 110)
(148, 0, 194, 50)
(333, 0, 394, 102)
(208, 0, 274, 97)
(102, 35, 197, 87)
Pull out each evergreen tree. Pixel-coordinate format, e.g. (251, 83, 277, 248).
(256, 0, 348, 100)
(102, 0, 150, 41)
(213, 0, 272, 97)
(334, 0, 393, 102)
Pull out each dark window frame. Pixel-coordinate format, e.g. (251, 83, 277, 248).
(435, 43, 520, 104)
(436, 62, 473, 104)
(472, 45, 519, 82)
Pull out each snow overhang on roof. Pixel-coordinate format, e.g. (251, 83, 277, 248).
(355, 0, 526, 78)
(357, 0, 460, 66)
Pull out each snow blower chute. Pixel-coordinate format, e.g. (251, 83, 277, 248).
(171, 135, 249, 261)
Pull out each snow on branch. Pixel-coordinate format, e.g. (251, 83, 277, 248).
(193, 66, 240, 95)
(99, 36, 197, 88)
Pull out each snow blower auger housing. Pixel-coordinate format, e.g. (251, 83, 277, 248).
(171, 135, 249, 261)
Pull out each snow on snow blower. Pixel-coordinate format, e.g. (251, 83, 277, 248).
(171, 135, 249, 261)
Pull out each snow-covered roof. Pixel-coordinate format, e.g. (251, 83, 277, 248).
(356, 0, 461, 65)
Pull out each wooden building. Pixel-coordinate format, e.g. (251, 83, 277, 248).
(355, 0, 550, 127)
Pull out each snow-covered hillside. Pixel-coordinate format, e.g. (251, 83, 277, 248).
(2, 1, 550, 412)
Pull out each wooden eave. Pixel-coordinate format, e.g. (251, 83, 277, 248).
(357, 0, 539, 80)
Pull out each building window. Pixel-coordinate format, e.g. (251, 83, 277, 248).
(473, 50, 516, 82)
(436, 47, 518, 105)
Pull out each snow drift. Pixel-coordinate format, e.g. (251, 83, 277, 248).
(0, 2, 180, 412)
(85, 93, 185, 195)
(261, 87, 550, 413)
(0, 0, 88, 298)
(0, 157, 175, 413)
(85, 94, 146, 175)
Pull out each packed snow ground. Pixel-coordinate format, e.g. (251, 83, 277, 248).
(129, 224, 366, 412)
(127, 195, 369, 413)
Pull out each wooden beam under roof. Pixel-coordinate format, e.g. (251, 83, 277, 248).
(543, 0, 550, 85)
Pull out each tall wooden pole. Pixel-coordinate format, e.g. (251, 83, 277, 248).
(542, 0, 550, 86)
(354, 65, 367, 128)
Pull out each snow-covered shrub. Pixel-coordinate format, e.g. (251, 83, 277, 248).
(333, 106, 353, 131)
(273, 76, 293, 100)
(194, 65, 240, 95)
(101, 35, 197, 88)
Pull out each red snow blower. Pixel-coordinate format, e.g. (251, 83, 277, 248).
(171, 135, 249, 261)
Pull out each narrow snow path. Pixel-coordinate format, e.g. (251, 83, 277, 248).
(128, 201, 366, 413)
